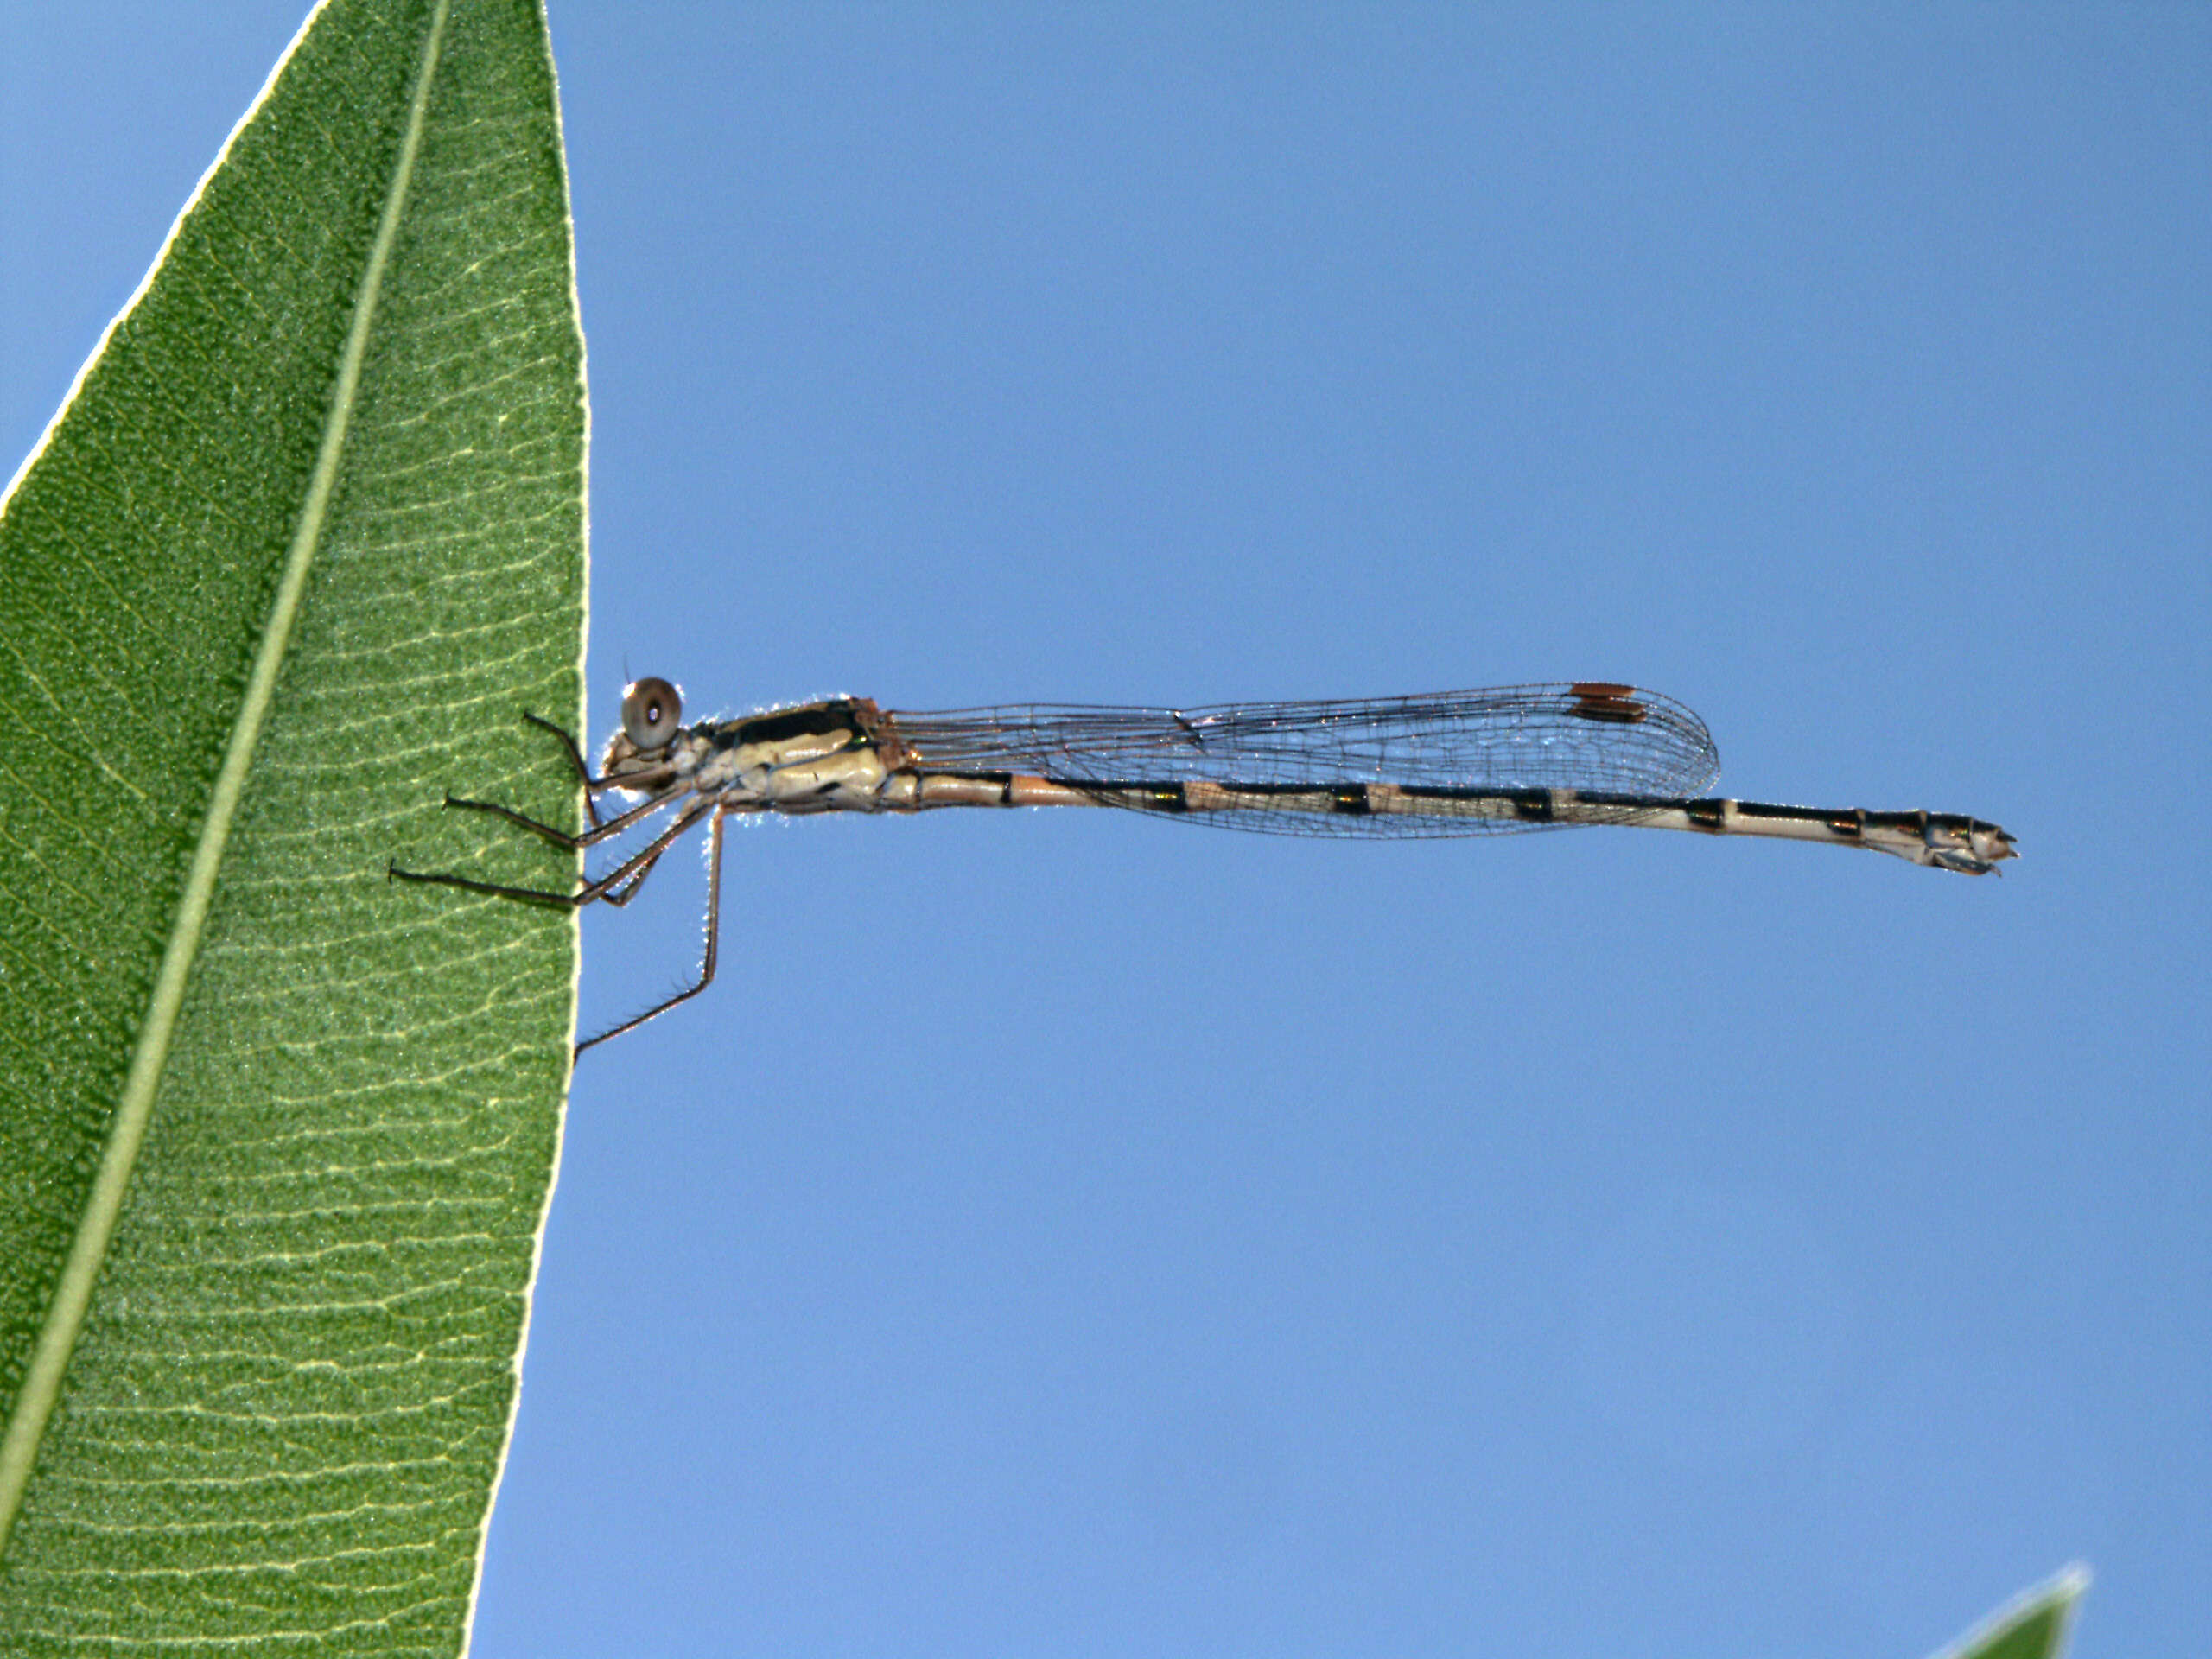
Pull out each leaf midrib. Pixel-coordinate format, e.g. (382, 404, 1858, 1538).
(0, 0, 455, 1555)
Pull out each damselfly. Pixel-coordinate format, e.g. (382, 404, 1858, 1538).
(390, 678, 2016, 1056)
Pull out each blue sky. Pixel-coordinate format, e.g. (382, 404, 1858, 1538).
(5, 4, 2206, 1655)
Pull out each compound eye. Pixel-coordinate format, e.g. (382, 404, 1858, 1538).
(620, 677, 683, 749)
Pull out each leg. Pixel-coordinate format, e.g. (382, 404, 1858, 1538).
(429, 704, 674, 849)
(595, 844, 670, 907)
(441, 782, 674, 851)
(524, 710, 628, 830)
(390, 797, 713, 908)
(574, 809, 728, 1058)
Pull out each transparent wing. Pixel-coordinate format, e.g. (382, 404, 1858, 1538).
(888, 683, 1722, 837)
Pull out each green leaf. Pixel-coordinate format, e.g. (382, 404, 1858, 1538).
(0, 0, 584, 1648)
(1926, 1566, 2092, 1659)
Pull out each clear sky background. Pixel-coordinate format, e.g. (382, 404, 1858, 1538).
(5, 5, 2206, 1656)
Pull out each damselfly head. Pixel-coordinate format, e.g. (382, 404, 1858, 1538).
(599, 676, 686, 785)
(621, 677, 683, 747)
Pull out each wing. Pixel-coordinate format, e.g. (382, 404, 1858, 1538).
(886, 683, 1722, 837)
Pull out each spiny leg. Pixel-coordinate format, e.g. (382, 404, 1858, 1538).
(390, 797, 715, 909)
(418, 705, 678, 851)
(441, 781, 676, 852)
(575, 808, 727, 1058)
(596, 843, 671, 907)
(523, 710, 631, 831)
